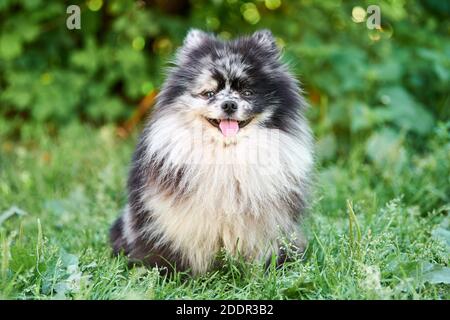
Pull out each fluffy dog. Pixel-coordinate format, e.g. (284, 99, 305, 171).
(110, 29, 314, 275)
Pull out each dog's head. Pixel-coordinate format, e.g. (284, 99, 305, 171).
(156, 29, 304, 139)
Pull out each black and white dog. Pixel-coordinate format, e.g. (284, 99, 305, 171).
(111, 29, 314, 275)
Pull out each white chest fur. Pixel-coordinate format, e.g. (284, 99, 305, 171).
(137, 116, 313, 274)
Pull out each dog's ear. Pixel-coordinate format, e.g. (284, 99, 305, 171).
(183, 29, 213, 49)
(175, 29, 214, 64)
(252, 29, 279, 55)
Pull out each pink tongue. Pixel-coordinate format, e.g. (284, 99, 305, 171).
(219, 120, 239, 137)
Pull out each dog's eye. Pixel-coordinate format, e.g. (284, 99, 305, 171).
(202, 91, 216, 98)
(242, 89, 253, 97)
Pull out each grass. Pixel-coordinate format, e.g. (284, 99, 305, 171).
(0, 122, 449, 300)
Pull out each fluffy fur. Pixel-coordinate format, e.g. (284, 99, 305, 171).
(110, 29, 314, 275)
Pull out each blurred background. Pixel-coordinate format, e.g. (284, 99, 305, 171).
(0, 0, 449, 176)
(1, 0, 450, 299)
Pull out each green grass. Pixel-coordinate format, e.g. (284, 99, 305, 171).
(0, 122, 449, 300)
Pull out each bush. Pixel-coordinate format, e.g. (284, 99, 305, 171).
(1, 0, 449, 155)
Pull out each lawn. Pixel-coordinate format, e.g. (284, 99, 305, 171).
(0, 121, 448, 300)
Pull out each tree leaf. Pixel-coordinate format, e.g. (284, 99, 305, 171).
(422, 263, 450, 284)
(378, 87, 434, 135)
(365, 128, 407, 169)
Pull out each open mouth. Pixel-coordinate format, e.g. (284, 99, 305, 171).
(205, 117, 253, 137)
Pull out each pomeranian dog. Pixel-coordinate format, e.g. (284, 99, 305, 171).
(110, 29, 314, 275)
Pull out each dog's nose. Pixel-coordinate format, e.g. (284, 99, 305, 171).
(221, 100, 238, 114)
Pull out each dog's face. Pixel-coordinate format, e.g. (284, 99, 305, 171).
(156, 29, 303, 139)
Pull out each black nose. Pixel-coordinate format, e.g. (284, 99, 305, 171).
(221, 100, 238, 114)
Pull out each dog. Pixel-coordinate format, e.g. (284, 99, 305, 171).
(110, 29, 314, 275)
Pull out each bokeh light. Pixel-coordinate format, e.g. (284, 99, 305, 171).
(206, 17, 221, 30)
(241, 3, 261, 25)
(219, 31, 232, 40)
(153, 37, 173, 55)
(265, 0, 282, 10)
(132, 37, 145, 51)
(87, 0, 103, 12)
(352, 6, 366, 23)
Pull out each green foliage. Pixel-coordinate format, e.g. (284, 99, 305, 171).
(0, 0, 449, 299)
(1, 1, 449, 148)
